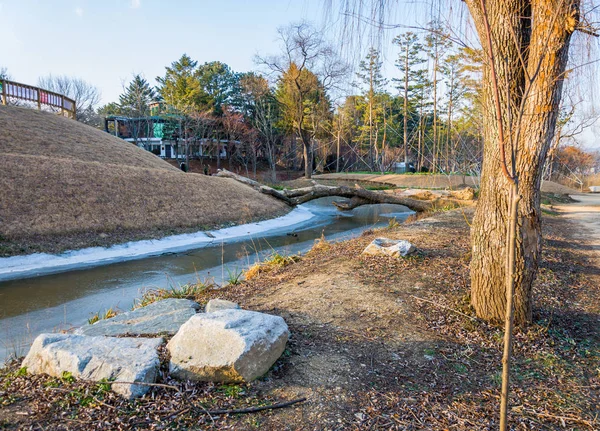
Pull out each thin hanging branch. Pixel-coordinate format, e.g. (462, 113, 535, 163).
(478, 2, 521, 431)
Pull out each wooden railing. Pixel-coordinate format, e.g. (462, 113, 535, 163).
(0, 79, 77, 119)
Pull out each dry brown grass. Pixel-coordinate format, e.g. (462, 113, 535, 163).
(0, 106, 289, 255)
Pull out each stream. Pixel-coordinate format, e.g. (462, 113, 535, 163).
(0, 198, 413, 362)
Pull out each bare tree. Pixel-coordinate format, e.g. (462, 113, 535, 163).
(0, 67, 10, 81)
(37, 74, 101, 125)
(257, 22, 348, 178)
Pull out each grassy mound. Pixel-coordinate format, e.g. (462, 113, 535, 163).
(0, 106, 288, 256)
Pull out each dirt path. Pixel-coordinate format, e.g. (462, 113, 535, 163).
(555, 194, 600, 260)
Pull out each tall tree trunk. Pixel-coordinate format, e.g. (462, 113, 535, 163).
(336, 128, 341, 173)
(418, 88, 425, 171)
(403, 43, 410, 165)
(432, 48, 439, 173)
(446, 72, 454, 172)
(216, 136, 221, 170)
(466, 0, 577, 324)
(369, 66, 375, 171)
(303, 141, 312, 179)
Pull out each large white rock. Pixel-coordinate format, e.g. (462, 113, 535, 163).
(167, 309, 289, 383)
(75, 298, 200, 337)
(362, 237, 416, 258)
(205, 299, 240, 313)
(22, 334, 163, 399)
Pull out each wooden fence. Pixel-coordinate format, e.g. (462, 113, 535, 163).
(0, 79, 77, 119)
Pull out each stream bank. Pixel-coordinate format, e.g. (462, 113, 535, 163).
(0, 198, 414, 363)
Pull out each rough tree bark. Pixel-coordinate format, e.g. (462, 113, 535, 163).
(465, 0, 579, 324)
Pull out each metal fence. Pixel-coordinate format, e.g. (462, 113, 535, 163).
(0, 79, 77, 119)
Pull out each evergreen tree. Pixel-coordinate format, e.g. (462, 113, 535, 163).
(197, 61, 240, 115)
(356, 48, 388, 171)
(156, 54, 208, 112)
(424, 22, 452, 172)
(119, 75, 156, 117)
(393, 32, 426, 165)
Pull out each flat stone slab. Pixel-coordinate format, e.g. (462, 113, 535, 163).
(168, 309, 289, 383)
(22, 334, 163, 399)
(362, 238, 416, 258)
(75, 298, 200, 337)
(205, 299, 240, 313)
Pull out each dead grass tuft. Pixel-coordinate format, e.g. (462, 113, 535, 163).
(243, 253, 300, 280)
(306, 232, 331, 255)
(87, 308, 119, 325)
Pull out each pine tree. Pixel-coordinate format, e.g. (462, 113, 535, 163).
(393, 32, 426, 166)
(356, 48, 388, 170)
(197, 61, 239, 116)
(119, 75, 156, 117)
(156, 54, 208, 112)
(424, 22, 452, 172)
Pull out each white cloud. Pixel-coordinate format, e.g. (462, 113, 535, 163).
(75, 7, 84, 17)
(130, 0, 141, 9)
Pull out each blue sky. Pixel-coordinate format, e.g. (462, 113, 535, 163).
(1, 0, 598, 148)
(0, 0, 328, 103)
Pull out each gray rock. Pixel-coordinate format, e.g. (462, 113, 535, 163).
(362, 238, 416, 258)
(75, 298, 200, 337)
(167, 309, 289, 383)
(205, 299, 240, 313)
(22, 334, 163, 399)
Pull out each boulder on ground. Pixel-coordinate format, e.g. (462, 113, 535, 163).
(75, 298, 200, 337)
(362, 238, 416, 258)
(205, 299, 240, 313)
(22, 334, 163, 399)
(449, 186, 476, 200)
(167, 309, 289, 383)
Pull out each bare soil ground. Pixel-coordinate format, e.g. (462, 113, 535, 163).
(0, 106, 288, 256)
(1, 204, 598, 430)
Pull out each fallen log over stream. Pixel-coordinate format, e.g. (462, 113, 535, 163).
(215, 169, 459, 213)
